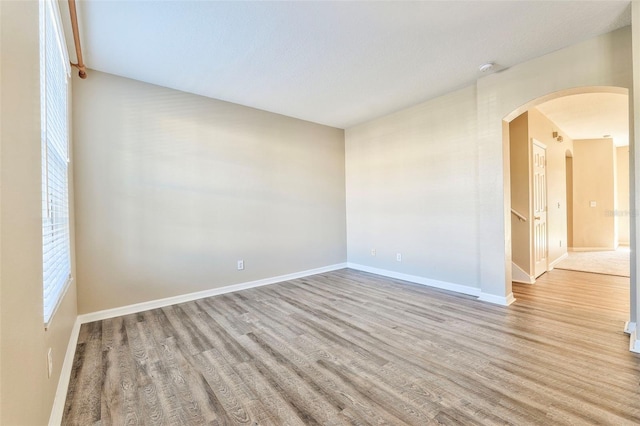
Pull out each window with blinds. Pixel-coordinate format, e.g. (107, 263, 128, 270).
(41, 0, 72, 325)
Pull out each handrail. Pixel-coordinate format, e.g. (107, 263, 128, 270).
(511, 208, 527, 222)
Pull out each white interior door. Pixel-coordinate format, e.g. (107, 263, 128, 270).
(533, 140, 548, 278)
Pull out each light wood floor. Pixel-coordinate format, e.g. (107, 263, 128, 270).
(63, 268, 640, 425)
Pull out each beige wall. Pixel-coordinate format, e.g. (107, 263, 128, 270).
(528, 108, 574, 264)
(572, 138, 617, 249)
(346, 85, 479, 288)
(0, 2, 78, 425)
(73, 71, 346, 313)
(617, 146, 630, 245)
(509, 113, 531, 274)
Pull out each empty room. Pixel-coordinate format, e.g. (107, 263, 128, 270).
(3, 1, 640, 425)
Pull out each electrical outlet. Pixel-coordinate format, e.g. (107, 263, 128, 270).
(47, 348, 53, 378)
(396, 253, 402, 262)
(237, 260, 244, 270)
(371, 249, 376, 256)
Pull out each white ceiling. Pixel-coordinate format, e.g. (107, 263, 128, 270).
(63, 1, 631, 129)
(536, 93, 629, 146)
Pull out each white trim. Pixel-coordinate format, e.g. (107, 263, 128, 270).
(44, 277, 73, 330)
(78, 263, 347, 324)
(346, 263, 481, 297)
(548, 252, 569, 270)
(478, 292, 516, 306)
(347, 263, 515, 306)
(569, 247, 616, 252)
(511, 279, 534, 285)
(625, 321, 636, 334)
(512, 279, 535, 285)
(512, 262, 535, 284)
(48, 317, 81, 426)
(630, 328, 640, 354)
(532, 138, 547, 149)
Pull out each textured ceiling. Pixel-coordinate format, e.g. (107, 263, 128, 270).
(63, 1, 631, 129)
(536, 93, 629, 147)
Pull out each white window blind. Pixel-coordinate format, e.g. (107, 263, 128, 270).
(41, 0, 71, 325)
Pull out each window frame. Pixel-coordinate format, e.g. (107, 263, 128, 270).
(40, 0, 72, 328)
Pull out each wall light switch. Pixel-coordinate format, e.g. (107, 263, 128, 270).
(590, 201, 597, 208)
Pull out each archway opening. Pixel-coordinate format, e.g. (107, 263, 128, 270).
(503, 86, 631, 299)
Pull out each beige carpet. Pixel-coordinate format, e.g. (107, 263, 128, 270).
(554, 248, 630, 277)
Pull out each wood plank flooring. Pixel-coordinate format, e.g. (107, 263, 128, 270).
(62, 268, 640, 425)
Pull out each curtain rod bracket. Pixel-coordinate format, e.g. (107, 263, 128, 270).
(70, 62, 87, 79)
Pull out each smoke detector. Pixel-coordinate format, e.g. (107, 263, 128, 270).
(479, 63, 494, 73)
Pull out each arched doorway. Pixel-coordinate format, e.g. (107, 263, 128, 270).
(501, 86, 634, 339)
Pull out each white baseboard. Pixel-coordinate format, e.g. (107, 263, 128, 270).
(625, 321, 636, 335)
(626, 321, 639, 353)
(478, 292, 516, 306)
(630, 329, 640, 353)
(78, 263, 348, 324)
(511, 262, 535, 284)
(347, 263, 516, 306)
(569, 247, 615, 252)
(346, 263, 481, 297)
(49, 317, 82, 426)
(548, 252, 569, 270)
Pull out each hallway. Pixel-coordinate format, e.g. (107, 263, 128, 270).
(554, 247, 630, 277)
